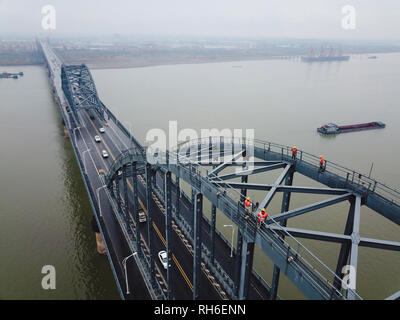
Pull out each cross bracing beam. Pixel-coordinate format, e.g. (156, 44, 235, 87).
(207, 149, 246, 176)
(268, 193, 353, 224)
(258, 164, 292, 211)
(268, 226, 400, 252)
(209, 163, 287, 181)
(210, 181, 349, 195)
(198, 160, 283, 167)
(385, 290, 400, 300)
(61, 64, 105, 124)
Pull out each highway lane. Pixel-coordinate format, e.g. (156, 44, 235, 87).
(78, 107, 198, 298)
(83, 109, 222, 299)
(85, 107, 270, 299)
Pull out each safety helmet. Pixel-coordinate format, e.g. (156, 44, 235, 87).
(261, 208, 266, 212)
(246, 197, 250, 200)
(320, 155, 323, 158)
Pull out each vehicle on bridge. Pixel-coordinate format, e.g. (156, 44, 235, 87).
(138, 209, 146, 223)
(99, 127, 105, 133)
(158, 251, 168, 270)
(94, 135, 101, 143)
(102, 150, 109, 158)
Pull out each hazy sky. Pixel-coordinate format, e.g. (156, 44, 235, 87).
(0, 0, 399, 40)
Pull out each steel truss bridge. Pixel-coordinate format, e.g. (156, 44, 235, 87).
(39, 40, 400, 300)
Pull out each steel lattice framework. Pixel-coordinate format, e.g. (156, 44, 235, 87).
(103, 137, 400, 300)
(61, 64, 105, 125)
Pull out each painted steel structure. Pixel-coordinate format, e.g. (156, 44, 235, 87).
(39, 40, 400, 300)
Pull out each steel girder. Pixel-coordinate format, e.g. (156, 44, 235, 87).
(61, 64, 105, 125)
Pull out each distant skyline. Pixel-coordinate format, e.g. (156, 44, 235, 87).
(1, 0, 400, 41)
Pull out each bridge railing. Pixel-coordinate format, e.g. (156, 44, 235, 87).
(177, 136, 400, 207)
(251, 138, 400, 207)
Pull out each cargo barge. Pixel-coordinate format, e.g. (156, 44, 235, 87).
(0, 72, 23, 79)
(317, 122, 385, 135)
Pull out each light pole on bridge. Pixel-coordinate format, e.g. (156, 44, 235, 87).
(122, 252, 138, 295)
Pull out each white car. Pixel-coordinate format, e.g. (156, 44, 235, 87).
(158, 251, 168, 270)
(99, 127, 105, 133)
(102, 150, 109, 158)
(138, 209, 146, 223)
(94, 135, 101, 143)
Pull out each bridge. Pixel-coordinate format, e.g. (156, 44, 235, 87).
(39, 40, 400, 300)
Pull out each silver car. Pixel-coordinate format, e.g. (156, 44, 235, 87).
(102, 150, 109, 158)
(94, 135, 101, 143)
(99, 127, 105, 133)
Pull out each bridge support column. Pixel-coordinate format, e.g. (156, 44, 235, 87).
(131, 162, 141, 254)
(234, 230, 243, 296)
(122, 165, 130, 234)
(191, 188, 196, 239)
(193, 191, 203, 300)
(146, 163, 156, 287)
(235, 171, 247, 296)
(270, 167, 294, 300)
(165, 171, 174, 299)
(114, 176, 122, 218)
(175, 176, 180, 219)
(238, 240, 255, 300)
(333, 195, 361, 299)
(210, 205, 217, 265)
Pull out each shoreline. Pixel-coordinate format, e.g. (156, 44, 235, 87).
(1, 50, 399, 70)
(74, 55, 294, 70)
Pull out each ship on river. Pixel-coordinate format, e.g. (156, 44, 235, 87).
(317, 121, 385, 135)
(0, 72, 23, 79)
(302, 46, 350, 62)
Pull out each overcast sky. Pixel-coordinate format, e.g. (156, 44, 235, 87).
(0, 0, 399, 40)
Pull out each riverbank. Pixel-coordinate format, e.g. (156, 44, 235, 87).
(64, 55, 293, 70)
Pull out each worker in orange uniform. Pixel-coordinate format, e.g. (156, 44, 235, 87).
(291, 146, 298, 160)
(244, 197, 252, 217)
(319, 155, 325, 173)
(257, 208, 269, 229)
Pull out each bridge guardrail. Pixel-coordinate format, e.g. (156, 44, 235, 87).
(252, 138, 400, 207)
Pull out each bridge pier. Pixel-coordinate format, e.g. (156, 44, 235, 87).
(91, 216, 106, 254)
